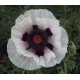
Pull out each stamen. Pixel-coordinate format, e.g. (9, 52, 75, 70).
(26, 45, 32, 50)
(36, 51, 44, 57)
(33, 25, 38, 30)
(22, 32, 29, 41)
(46, 43, 54, 50)
(45, 28, 53, 36)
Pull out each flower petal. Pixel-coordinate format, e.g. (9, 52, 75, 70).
(32, 47, 56, 67)
(53, 48, 67, 64)
(11, 17, 36, 58)
(42, 18, 62, 51)
(16, 9, 57, 26)
(24, 9, 57, 21)
(35, 18, 60, 31)
(60, 27, 68, 48)
(15, 15, 25, 24)
(12, 17, 33, 39)
(35, 18, 49, 29)
(48, 20, 61, 44)
(39, 56, 45, 66)
(12, 36, 35, 58)
(42, 47, 57, 67)
(41, 49, 57, 67)
(44, 47, 56, 64)
(42, 57, 56, 67)
(7, 38, 41, 70)
(33, 55, 40, 65)
(54, 27, 68, 64)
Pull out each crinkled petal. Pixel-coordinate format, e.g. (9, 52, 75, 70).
(12, 36, 35, 58)
(33, 55, 40, 65)
(40, 55, 56, 68)
(7, 38, 41, 70)
(35, 18, 60, 31)
(35, 18, 49, 30)
(54, 27, 68, 64)
(39, 56, 45, 66)
(60, 27, 68, 48)
(44, 58, 57, 67)
(53, 48, 67, 64)
(44, 47, 56, 64)
(11, 17, 36, 57)
(44, 18, 62, 50)
(33, 47, 56, 67)
(24, 9, 57, 22)
(12, 17, 33, 40)
(16, 9, 57, 25)
(48, 20, 61, 46)
(15, 15, 25, 24)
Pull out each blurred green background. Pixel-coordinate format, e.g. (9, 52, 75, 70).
(0, 5, 80, 74)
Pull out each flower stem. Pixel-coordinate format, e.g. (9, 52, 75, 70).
(63, 62, 67, 74)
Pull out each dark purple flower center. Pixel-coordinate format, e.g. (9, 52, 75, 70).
(22, 25, 54, 57)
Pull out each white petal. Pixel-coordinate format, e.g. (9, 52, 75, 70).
(24, 9, 57, 21)
(15, 15, 25, 24)
(60, 27, 68, 48)
(53, 47, 67, 64)
(16, 9, 57, 26)
(12, 17, 33, 39)
(35, 18, 60, 31)
(44, 58, 56, 67)
(48, 20, 61, 45)
(11, 17, 36, 58)
(35, 18, 49, 30)
(39, 55, 55, 67)
(7, 38, 41, 70)
(39, 56, 45, 66)
(12, 36, 35, 58)
(33, 55, 40, 65)
(12, 36, 27, 50)
(44, 47, 56, 64)
(44, 19, 62, 50)
(40, 48, 56, 67)
(54, 27, 68, 64)
(32, 48, 56, 67)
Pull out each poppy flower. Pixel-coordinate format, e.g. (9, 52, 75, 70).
(7, 9, 68, 70)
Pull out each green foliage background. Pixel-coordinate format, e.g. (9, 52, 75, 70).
(0, 5, 80, 74)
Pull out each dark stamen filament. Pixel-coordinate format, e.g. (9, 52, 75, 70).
(36, 51, 44, 57)
(22, 32, 28, 41)
(26, 45, 32, 50)
(45, 28, 53, 37)
(46, 43, 54, 50)
(33, 25, 38, 30)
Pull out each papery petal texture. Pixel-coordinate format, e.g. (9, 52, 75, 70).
(7, 38, 41, 70)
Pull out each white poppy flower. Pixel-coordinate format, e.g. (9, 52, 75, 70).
(7, 9, 68, 70)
